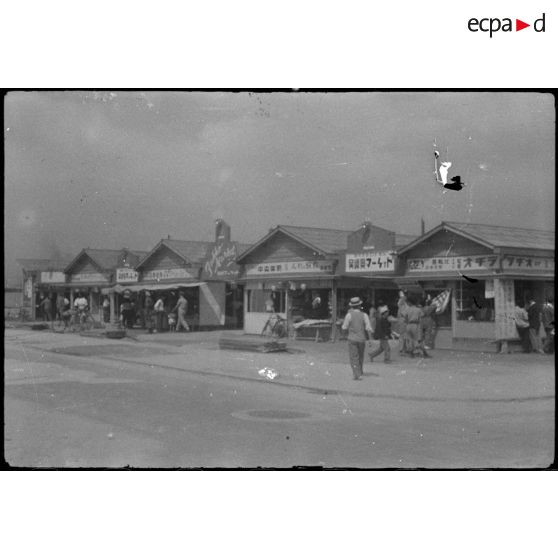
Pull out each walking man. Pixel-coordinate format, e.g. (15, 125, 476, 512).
(513, 300, 531, 353)
(172, 291, 190, 332)
(341, 297, 373, 380)
(369, 305, 394, 363)
(402, 294, 423, 357)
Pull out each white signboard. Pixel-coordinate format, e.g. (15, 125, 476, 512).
(408, 254, 554, 273)
(40, 271, 66, 283)
(71, 272, 108, 283)
(116, 268, 139, 283)
(246, 260, 334, 276)
(142, 268, 194, 281)
(346, 251, 395, 272)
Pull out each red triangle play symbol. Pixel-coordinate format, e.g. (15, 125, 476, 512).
(516, 19, 530, 31)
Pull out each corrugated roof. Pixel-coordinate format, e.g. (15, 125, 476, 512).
(279, 225, 352, 254)
(163, 239, 214, 263)
(444, 222, 555, 251)
(395, 233, 418, 248)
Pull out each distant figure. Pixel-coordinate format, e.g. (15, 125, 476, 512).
(172, 291, 190, 332)
(513, 300, 530, 353)
(39, 295, 53, 325)
(154, 295, 165, 332)
(369, 305, 395, 364)
(526, 298, 544, 354)
(341, 297, 373, 381)
(102, 297, 111, 323)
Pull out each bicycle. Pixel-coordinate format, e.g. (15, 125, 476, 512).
(261, 313, 288, 339)
(68, 308, 95, 333)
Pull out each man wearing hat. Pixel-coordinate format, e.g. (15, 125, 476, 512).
(369, 305, 394, 363)
(341, 297, 374, 380)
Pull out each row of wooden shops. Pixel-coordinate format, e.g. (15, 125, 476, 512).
(17, 220, 554, 347)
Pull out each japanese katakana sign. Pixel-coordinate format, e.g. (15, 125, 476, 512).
(345, 251, 395, 273)
(246, 260, 334, 276)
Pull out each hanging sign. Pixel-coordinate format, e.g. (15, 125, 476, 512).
(24, 277, 33, 299)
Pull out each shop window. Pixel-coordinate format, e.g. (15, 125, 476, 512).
(290, 289, 330, 320)
(456, 280, 494, 322)
(248, 289, 286, 313)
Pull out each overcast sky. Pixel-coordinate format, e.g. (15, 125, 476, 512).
(4, 90, 555, 284)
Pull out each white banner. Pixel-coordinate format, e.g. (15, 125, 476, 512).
(40, 271, 66, 283)
(142, 268, 194, 281)
(246, 260, 334, 276)
(70, 272, 108, 283)
(345, 251, 395, 272)
(408, 254, 554, 273)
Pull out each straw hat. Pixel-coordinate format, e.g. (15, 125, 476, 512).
(349, 297, 363, 308)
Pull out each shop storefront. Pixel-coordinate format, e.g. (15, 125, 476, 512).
(237, 225, 352, 337)
(17, 259, 71, 321)
(397, 221, 555, 349)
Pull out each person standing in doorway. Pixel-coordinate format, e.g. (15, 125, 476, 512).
(526, 297, 544, 355)
(154, 294, 165, 332)
(341, 297, 373, 380)
(172, 291, 190, 332)
(39, 294, 54, 327)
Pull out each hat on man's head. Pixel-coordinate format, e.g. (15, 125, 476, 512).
(379, 305, 388, 314)
(349, 297, 363, 307)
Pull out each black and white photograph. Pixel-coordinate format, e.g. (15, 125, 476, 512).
(4, 90, 555, 470)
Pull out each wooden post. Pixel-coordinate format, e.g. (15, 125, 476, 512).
(330, 279, 337, 342)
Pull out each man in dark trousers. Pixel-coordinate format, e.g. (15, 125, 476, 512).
(527, 297, 544, 355)
(369, 305, 394, 363)
(341, 297, 373, 380)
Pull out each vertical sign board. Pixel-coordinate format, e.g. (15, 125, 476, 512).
(494, 278, 517, 339)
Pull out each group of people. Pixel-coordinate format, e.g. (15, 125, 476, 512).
(513, 297, 554, 354)
(341, 291, 436, 380)
(37, 291, 88, 330)
(116, 290, 191, 333)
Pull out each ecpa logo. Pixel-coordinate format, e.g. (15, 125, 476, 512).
(468, 13, 546, 37)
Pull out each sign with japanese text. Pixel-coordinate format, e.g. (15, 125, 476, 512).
(40, 271, 66, 284)
(116, 268, 139, 283)
(407, 254, 554, 273)
(202, 242, 239, 279)
(407, 255, 499, 272)
(501, 255, 554, 271)
(70, 272, 108, 283)
(345, 251, 395, 273)
(142, 268, 194, 281)
(246, 260, 334, 276)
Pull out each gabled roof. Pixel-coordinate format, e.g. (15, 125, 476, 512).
(398, 221, 555, 255)
(238, 225, 352, 261)
(17, 258, 70, 271)
(137, 239, 214, 269)
(65, 248, 148, 273)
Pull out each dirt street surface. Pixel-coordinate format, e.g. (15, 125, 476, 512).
(4, 327, 555, 469)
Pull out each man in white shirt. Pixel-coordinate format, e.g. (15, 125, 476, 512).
(341, 297, 373, 380)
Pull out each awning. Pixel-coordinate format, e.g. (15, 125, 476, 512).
(101, 282, 206, 295)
